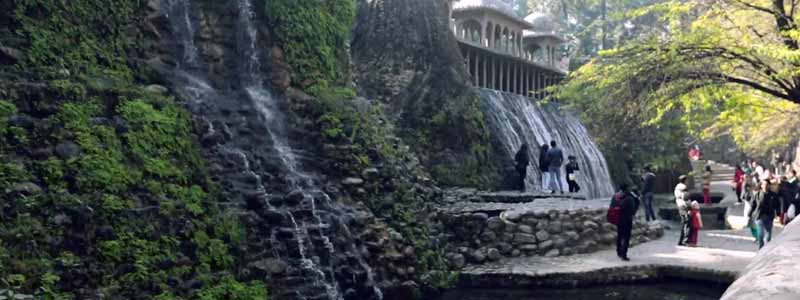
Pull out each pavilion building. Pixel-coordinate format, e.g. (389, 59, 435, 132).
(450, 0, 567, 99)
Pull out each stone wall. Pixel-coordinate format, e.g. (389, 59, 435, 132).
(721, 219, 800, 300)
(436, 207, 664, 268)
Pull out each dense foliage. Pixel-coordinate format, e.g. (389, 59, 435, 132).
(0, 1, 266, 299)
(557, 0, 800, 178)
(265, 0, 355, 89)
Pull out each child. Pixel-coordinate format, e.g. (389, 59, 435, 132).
(688, 201, 703, 247)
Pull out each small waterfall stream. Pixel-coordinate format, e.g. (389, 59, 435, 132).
(479, 89, 615, 198)
(163, 0, 383, 299)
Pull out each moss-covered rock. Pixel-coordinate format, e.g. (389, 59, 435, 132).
(0, 2, 266, 299)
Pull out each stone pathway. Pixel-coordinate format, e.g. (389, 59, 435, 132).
(458, 160, 774, 285)
(462, 228, 758, 277)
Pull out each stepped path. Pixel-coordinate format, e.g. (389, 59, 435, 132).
(458, 161, 768, 286)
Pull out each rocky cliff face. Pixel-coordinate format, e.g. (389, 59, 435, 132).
(352, 0, 501, 188)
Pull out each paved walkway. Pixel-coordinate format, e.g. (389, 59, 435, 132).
(462, 160, 772, 282)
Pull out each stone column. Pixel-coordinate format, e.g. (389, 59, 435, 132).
(482, 53, 487, 88)
(499, 60, 504, 92)
(474, 52, 480, 87)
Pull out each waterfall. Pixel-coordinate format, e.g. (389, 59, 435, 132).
(479, 89, 615, 198)
(163, 0, 383, 299)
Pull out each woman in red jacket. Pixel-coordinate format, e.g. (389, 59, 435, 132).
(734, 165, 745, 202)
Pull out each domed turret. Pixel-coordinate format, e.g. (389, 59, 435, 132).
(453, 0, 516, 17)
(524, 13, 558, 33)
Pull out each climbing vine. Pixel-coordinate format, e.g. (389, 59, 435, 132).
(265, 0, 355, 89)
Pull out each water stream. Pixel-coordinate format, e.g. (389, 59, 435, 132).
(163, 0, 382, 299)
(479, 89, 615, 198)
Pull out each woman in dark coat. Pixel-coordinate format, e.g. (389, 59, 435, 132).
(514, 143, 530, 192)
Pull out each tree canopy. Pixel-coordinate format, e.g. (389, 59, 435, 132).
(557, 0, 800, 177)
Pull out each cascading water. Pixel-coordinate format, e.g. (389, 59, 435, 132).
(479, 89, 615, 198)
(163, 0, 383, 299)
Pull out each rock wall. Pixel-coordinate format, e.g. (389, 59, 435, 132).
(721, 219, 800, 300)
(436, 207, 663, 267)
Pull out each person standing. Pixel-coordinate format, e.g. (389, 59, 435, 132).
(743, 179, 759, 240)
(539, 144, 550, 191)
(675, 175, 691, 246)
(565, 156, 580, 193)
(702, 165, 713, 205)
(546, 140, 564, 194)
(641, 166, 657, 222)
(734, 165, 745, 202)
(785, 170, 799, 224)
(514, 143, 530, 192)
(687, 201, 703, 247)
(609, 183, 640, 261)
(752, 179, 781, 249)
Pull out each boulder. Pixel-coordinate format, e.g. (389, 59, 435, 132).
(519, 244, 538, 252)
(535, 230, 550, 242)
(249, 258, 288, 276)
(361, 168, 380, 180)
(544, 249, 560, 257)
(583, 220, 600, 230)
(521, 216, 539, 227)
(471, 212, 489, 223)
(539, 240, 554, 251)
(503, 210, 523, 222)
(470, 250, 486, 263)
(487, 248, 501, 261)
(55, 141, 82, 159)
(497, 242, 513, 254)
(145, 84, 168, 94)
(448, 253, 466, 268)
(486, 217, 504, 231)
(510, 249, 521, 257)
(11, 182, 43, 195)
(547, 221, 563, 234)
(479, 231, 496, 242)
(513, 233, 537, 245)
(564, 231, 580, 243)
(517, 224, 534, 234)
(342, 177, 365, 186)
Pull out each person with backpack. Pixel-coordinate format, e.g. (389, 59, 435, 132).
(514, 143, 530, 192)
(608, 183, 640, 261)
(565, 155, 580, 193)
(546, 140, 564, 194)
(674, 175, 691, 246)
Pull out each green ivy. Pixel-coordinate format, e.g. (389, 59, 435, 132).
(265, 0, 355, 89)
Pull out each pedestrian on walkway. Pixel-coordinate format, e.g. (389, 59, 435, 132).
(779, 175, 796, 224)
(609, 183, 639, 261)
(785, 170, 799, 224)
(734, 165, 745, 202)
(565, 155, 580, 193)
(539, 143, 550, 191)
(743, 180, 759, 240)
(641, 165, 657, 222)
(703, 165, 712, 205)
(546, 140, 564, 194)
(752, 179, 781, 249)
(675, 175, 691, 246)
(687, 201, 703, 247)
(514, 143, 530, 192)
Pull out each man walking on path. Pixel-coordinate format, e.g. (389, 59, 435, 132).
(546, 140, 564, 194)
(752, 179, 781, 249)
(641, 166, 657, 222)
(610, 183, 639, 261)
(675, 175, 690, 246)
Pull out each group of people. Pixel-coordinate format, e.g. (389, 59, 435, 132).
(674, 175, 704, 247)
(514, 140, 581, 193)
(734, 160, 799, 249)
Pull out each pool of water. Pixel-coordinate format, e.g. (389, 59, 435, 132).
(438, 281, 728, 300)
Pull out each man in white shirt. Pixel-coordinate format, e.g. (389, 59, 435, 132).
(674, 175, 690, 246)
